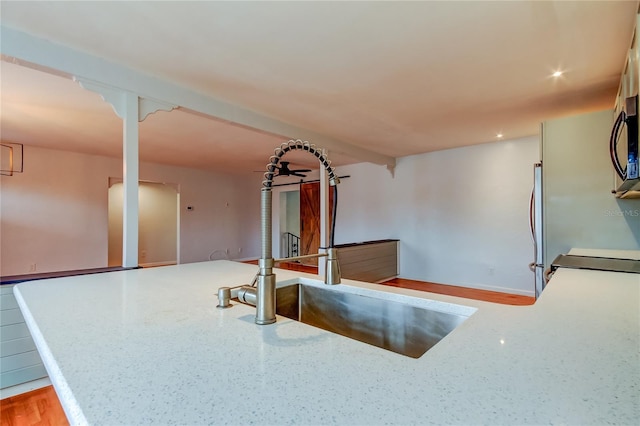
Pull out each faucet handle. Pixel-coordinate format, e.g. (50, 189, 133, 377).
(216, 287, 232, 309)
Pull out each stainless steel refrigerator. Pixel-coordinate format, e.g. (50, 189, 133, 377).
(529, 162, 545, 298)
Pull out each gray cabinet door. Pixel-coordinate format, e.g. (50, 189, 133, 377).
(0, 285, 48, 389)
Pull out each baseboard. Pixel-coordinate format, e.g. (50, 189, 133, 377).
(0, 377, 51, 399)
(447, 281, 535, 297)
(473, 283, 535, 297)
(139, 261, 177, 268)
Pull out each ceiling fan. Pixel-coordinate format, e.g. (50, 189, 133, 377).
(257, 161, 312, 178)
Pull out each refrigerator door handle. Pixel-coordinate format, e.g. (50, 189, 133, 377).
(529, 187, 535, 243)
(532, 162, 544, 299)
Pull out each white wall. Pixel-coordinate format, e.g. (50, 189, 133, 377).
(1, 138, 540, 295)
(285, 191, 300, 237)
(335, 136, 540, 296)
(0, 145, 260, 276)
(1, 146, 114, 276)
(542, 109, 640, 265)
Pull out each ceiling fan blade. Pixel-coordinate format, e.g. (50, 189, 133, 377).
(293, 168, 312, 173)
(291, 172, 307, 177)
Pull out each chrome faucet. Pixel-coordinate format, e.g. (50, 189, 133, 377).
(220, 140, 341, 325)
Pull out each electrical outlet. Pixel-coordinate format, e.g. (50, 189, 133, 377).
(225, 248, 229, 254)
(29, 263, 37, 272)
(238, 247, 242, 254)
(141, 250, 147, 258)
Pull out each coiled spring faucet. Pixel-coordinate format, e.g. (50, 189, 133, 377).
(218, 139, 341, 325)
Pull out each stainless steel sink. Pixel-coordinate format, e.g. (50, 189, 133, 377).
(276, 284, 468, 358)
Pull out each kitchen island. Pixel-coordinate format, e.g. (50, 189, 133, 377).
(14, 260, 639, 425)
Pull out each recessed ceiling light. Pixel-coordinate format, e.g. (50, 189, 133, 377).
(496, 133, 503, 139)
(552, 71, 563, 77)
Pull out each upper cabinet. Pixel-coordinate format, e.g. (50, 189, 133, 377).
(616, 15, 639, 104)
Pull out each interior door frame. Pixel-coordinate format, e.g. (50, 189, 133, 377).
(107, 177, 180, 267)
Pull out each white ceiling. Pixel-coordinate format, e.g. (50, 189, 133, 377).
(0, 61, 330, 174)
(0, 1, 637, 173)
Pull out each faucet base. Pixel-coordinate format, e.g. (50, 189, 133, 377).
(325, 248, 341, 285)
(255, 272, 276, 325)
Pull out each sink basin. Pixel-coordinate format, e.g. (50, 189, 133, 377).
(276, 284, 469, 358)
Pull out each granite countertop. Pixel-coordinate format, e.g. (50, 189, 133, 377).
(14, 260, 639, 425)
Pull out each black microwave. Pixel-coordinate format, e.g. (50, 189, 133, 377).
(610, 95, 639, 181)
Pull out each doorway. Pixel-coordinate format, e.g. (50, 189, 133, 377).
(279, 190, 300, 258)
(108, 180, 179, 267)
(296, 182, 334, 266)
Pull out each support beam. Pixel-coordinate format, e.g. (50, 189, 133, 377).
(73, 79, 178, 268)
(1, 26, 395, 168)
(122, 91, 139, 268)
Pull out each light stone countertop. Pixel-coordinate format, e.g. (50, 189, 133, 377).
(13, 260, 640, 425)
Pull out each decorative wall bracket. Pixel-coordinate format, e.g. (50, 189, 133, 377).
(73, 77, 177, 121)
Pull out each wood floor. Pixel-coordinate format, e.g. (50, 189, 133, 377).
(383, 277, 534, 305)
(249, 261, 534, 305)
(0, 386, 68, 426)
(1, 263, 533, 425)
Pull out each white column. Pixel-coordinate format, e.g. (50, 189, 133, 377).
(122, 92, 139, 267)
(73, 78, 177, 268)
(318, 150, 330, 278)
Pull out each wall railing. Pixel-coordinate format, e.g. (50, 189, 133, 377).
(282, 232, 300, 259)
